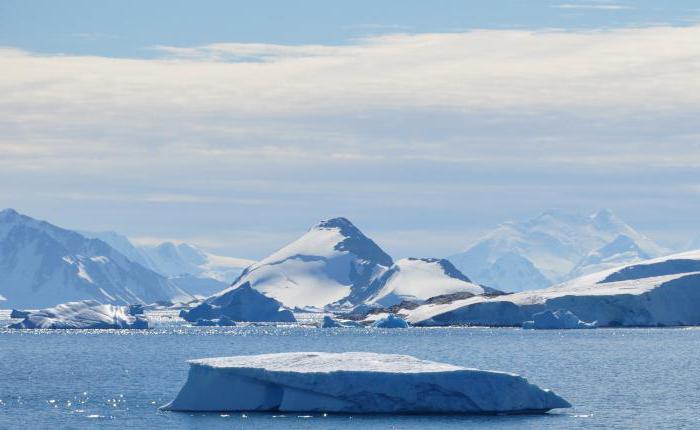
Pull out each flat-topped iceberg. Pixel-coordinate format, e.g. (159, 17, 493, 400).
(162, 352, 570, 414)
(180, 282, 296, 323)
(8, 300, 148, 329)
(523, 310, 597, 330)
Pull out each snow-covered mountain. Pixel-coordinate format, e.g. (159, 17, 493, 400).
(83, 231, 254, 296)
(568, 234, 652, 278)
(217, 217, 394, 309)
(449, 209, 668, 292)
(406, 249, 700, 327)
(85, 231, 254, 283)
(138, 242, 254, 283)
(0, 209, 193, 308)
(364, 258, 488, 307)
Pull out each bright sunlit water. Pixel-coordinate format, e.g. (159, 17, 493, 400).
(1, 311, 699, 429)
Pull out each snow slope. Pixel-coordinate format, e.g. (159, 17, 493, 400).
(568, 234, 651, 278)
(407, 250, 700, 327)
(8, 300, 148, 329)
(365, 258, 487, 307)
(219, 218, 393, 309)
(449, 209, 667, 292)
(0, 209, 192, 308)
(162, 352, 570, 413)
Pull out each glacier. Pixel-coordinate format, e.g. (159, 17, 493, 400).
(161, 352, 570, 414)
(406, 250, 700, 327)
(180, 282, 296, 323)
(8, 300, 148, 329)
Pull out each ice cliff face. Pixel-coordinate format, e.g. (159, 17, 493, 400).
(0, 209, 192, 308)
(449, 209, 667, 292)
(162, 352, 570, 414)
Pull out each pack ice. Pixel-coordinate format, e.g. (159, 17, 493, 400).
(162, 352, 570, 414)
(8, 300, 148, 329)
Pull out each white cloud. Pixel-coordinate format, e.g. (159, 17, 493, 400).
(1, 26, 700, 258)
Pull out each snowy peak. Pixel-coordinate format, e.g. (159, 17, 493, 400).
(0, 209, 192, 308)
(365, 257, 486, 307)
(220, 217, 392, 309)
(569, 234, 653, 278)
(310, 217, 393, 267)
(449, 208, 668, 292)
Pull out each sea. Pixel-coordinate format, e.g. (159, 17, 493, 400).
(1, 310, 698, 429)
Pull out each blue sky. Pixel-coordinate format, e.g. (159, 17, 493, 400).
(1, 1, 699, 258)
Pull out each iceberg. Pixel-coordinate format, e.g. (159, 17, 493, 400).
(8, 300, 148, 329)
(372, 314, 409, 328)
(180, 282, 296, 323)
(162, 352, 570, 414)
(522, 310, 597, 330)
(10, 309, 30, 319)
(321, 315, 343, 328)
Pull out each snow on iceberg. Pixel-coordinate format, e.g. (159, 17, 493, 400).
(180, 282, 296, 323)
(372, 313, 409, 328)
(8, 300, 148, 329)
(522, 310, 597, 330)
(406, 250, 700, 327)
(161, 352, 570, 414)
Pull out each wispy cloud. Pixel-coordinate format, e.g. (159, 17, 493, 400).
(2, 26, 700, 257)
(552, 4, 632, 10)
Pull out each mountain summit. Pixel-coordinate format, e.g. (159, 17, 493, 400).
(215, 217, 393, 309)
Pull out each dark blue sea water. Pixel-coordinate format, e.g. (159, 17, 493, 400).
(1, 312, 699, 429)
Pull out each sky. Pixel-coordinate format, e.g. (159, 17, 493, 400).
(1, 0, 699, 259)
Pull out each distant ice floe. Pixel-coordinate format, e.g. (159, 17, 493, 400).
(8, 300, 148, 329)
(161, 352, 571, 414)
(522, 309, 597, 330)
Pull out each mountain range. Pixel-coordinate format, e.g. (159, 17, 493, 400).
(0, 207, 687, 310)
(209, 217, 496, 310)
(0, 209, 193, 308)
(449, 209, 668, 292)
